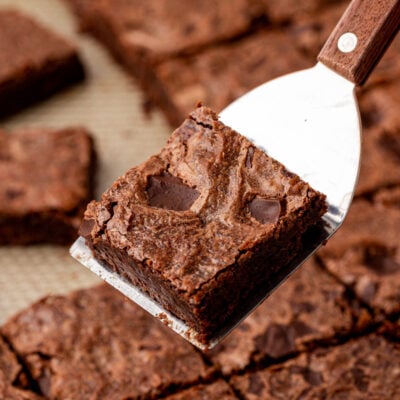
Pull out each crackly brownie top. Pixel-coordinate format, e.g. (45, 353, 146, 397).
(83, 107, 325, 295)
(1, 284, 211, 400)
(231, 334, 400, 399)
(319, 199, 400, 315)
(156, 30, 311, 116)
(0, 335, 43, 400)
(0, 127, 94, 215)
(88, 0, 258, 62)
(0, 10, 77, 83)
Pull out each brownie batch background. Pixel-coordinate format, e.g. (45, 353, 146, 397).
(0, 0, 399, 399)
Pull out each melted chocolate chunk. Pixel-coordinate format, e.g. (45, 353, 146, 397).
(249, 198, 281, 224)
(147, 173, 199, 211)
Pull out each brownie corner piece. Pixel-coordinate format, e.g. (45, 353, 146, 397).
(81, 106, 327, 343)
(0, 9, 85, 119)
(0, 126, 96, 245)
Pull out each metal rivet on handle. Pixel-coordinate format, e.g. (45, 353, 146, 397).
(338, 32, 358, 53)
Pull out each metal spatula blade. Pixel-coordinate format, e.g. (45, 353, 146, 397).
(70, 0, 400, 349)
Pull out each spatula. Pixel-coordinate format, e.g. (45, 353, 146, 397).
(70, 0, 400, 350)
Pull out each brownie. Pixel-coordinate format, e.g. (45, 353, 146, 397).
(0, 335, 43, 400)
(318, 199, 400, 318)
(359, 81, 400, 130)
(65, 0, 260, 82)
(0, 10, 84, 119)
(163, 380, 238, 400)
(230, 334, 400, 399)
(1, 284, 212, 399)
(80, 106, 327, 344)
(206, 257, 356, 375)
(0, 127, 96, 245)
(65, 0, 310, 126)
(355, 118, 400, 196)
(149, 30, 311, 126)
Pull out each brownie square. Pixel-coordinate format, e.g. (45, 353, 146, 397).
(163, 380, 238, 400)
(65, 0, 260, 87)
(150, 30, 311, 126)
(207, 257, 356, 375)
(0, 10, 84, 119)
(1, 284, 212, 399)
(230, 334, 400, 399)
(0, 127, 96, 245)
(80, 106, 327, 344)
(318, 199, 400, 318)
(0, 335, 43, 400)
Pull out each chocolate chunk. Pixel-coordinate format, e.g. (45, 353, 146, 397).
(364, 245, 400, 275)
(255, 323, 296, 358)
(249, 198, 281, 224)
(147, 173, 199, 211)
(79, 218, 96, 238)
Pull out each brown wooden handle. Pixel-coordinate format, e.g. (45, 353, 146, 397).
(318, 0, 400, 85)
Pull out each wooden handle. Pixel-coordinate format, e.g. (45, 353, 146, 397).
(318, 0, 400, 85)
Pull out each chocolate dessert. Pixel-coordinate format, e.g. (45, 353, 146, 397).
(80, 106, 327, 344)
(0, 127, 96, 245)
(1, 284, 212, 399)
(231, 333, 400, 399)
(0, 10, 84, 119)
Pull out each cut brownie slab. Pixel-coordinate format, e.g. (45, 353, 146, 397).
(318, 199, 400, 318)
(0, 335, 44, 400)
(151, 30, 311, 126)
(65, 0, 310, 126)
(230, 333, 400, 399)
(0, 127, 96, 245)
(73, 0, 260, 62)
(207, 257, 356, 375)
(163, 380, 238, 400)
(0, 10, 84, 119)
(80, 106, 327, 344)
(1, 284, 212, 400)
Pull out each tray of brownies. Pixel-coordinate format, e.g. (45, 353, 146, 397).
(0, 0, 399, 399)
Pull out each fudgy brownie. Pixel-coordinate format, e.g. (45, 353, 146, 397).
(65, 0, 310, 126)
(0, 127, 96, 245)
(1, 284, 212, 399)
(163, 380, 238, 400)
(355, 118, 400, 196)
(150, 30, 311, 126)
(81, 106, 327, 344)
(207, 257, 356, 375)
(230, 333, 400, 399)
(0, 335, 43, 400)
(319, 199, 400, 318)
(0, 10, 84, 119)
(74, 0, 259, 61)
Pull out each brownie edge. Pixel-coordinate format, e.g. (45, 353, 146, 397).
(81, 106, 327, 344)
